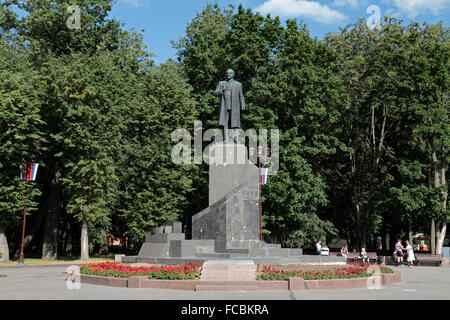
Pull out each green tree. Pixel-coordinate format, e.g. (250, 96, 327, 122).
(0, 0, 151, 259)
(175, 5, 345, 248)
(405, 22, 449, 254)
(115, 62, 198, 238)
(325, 18, 414, 249)
(0, 42, 44, 261)
(1, 0, 122, 61)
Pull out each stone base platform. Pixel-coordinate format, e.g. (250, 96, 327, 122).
(122, 255, 346, 266)
(122, 232, 345, 266)
(81, 255, 401, 292)
(79, 272, 402, 291)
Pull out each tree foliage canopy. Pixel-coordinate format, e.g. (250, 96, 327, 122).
(0, 2, 448, 259)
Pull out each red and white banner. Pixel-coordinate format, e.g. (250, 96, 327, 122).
(260, 168, 268, 185)
(20, 163, 39, 181)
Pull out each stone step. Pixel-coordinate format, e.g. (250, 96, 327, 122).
(214, 240, 266, 252)
(145, 233, 185, 243)
(227, 252, 253, 257)
(196, 253, 251, 259)
(200, 274, 256, 281)
(123, 255, 344, 266)
(249, 248, 288, 257)
(264, 243, 282, 248)
(199, 260, 257, 282)
(170, 240, 215, 247)
(200, 267, 256, 278)
(196, 285, 259, 291)
(195, 253, 232, 258)
(247, 248, 303, 257)
(222, 248, 250, 254)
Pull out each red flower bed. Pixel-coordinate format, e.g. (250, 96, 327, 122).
(257, 263, 392, 281)
(80, 262, 203, 280)
(346, 262, 393, 274)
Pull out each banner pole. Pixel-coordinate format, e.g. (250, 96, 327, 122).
(259, 160, 262, 241)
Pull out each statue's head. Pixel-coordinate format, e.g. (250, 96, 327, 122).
(226, 69, 235, 80)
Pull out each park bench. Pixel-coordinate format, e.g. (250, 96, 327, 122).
(386, 253, 442, 266)
(415, 253, 443, 267)
(353, 252, 379, 264)
(329, 251, 380, 264)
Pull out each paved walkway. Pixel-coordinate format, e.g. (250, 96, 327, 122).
(0, 265, 449, 300)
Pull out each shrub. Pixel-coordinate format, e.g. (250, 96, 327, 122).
(380, 266, 394, 273)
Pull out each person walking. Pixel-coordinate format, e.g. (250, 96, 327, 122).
(395, 239, 404, 265)
(316, 240, 322, 256)
(405, 240, 415, 268)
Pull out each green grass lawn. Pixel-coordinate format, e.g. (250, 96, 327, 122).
(0, 256, 114, 266)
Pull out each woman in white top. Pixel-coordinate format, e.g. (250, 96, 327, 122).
(316, 240, 322, 255)
(405, 240, 415, 267)
(361, 247, 369, 264)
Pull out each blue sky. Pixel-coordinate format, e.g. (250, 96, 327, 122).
(109, 0, 450, 65)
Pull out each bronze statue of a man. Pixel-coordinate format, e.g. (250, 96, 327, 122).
(214, 69, 245, 143)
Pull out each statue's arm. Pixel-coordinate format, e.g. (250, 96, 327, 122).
(239, 84, 246, 110)
(213, 82, 224, 97)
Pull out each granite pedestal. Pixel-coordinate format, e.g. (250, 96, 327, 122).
(193, 144, 260, 251)
(123, 143, 345, 265)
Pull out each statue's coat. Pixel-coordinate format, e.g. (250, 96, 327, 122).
(214, 80, 246, 129)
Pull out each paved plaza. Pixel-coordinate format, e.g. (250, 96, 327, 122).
(0, 265, 449, 300)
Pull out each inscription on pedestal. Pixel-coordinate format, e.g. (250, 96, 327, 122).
(242, 185, 259, 199)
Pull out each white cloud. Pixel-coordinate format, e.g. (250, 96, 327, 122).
(120, 0, 150, 8)
(385, 0, 450, 18)
(255, 0, 348, 24)
(332, 0, 359, 9)
(385, 8, 399, 18)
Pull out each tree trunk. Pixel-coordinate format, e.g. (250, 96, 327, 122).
(61, 222, 73, 256)
(408, 214, 413, 244)
(430, 140, 447, 255)
(361, 223, 367, 250)
(364, 104, 386, 252)
(80, 220, 89, 261)
(352, 161, 362, 251)
(0, 224, 9, 262)
(22, 213, 44, 253)
(354, 196, 361, 251)
(99, 230, 108, 255)
(41, 163, 63, 260)
(385, 233, 390, 251)
(436, 143, 447, 255)
(436, 223, 447, 255)
(431, 140, 439, 254)
(389, 231, 396, 253)
(431, 219, 436, 254)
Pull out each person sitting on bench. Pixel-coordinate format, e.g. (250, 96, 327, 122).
(361, 247, 369, 264)
(341, 245, 349, 262)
